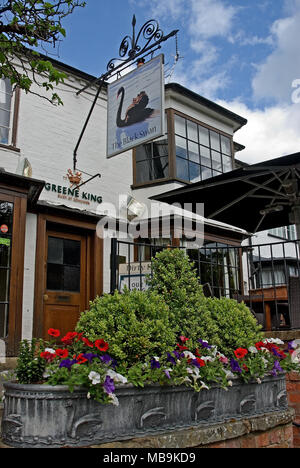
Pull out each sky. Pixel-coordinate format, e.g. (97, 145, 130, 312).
(47, 0, 300, 164)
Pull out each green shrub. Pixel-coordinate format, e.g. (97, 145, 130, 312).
(15, 339, 46, 384)
(76, 288, 176, 365)
(148, 249, 219, 348)
(206, 297, 264, 356)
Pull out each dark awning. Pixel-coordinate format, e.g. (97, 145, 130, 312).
(151, 152, 300, 234)
(0, 168, 45, 205)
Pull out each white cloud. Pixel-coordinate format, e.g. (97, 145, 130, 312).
(217, 99, 300, 164)
(189, 0, 237, 39)
(252, 5, 300, 103)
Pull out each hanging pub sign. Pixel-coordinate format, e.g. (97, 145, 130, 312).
(107, 54, 165, 158)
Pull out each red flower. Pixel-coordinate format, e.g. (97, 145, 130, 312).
(61, 332, 78, 345)
(82, 337, 94, 348)
(242, 364, 249, 372)
(176, 344, 188, 351)
(40, 351, 55, 362)
(76, 353, 88, 364)
(179, 336, 189, 343)
(196, 357, 206, 367)
(94, 339, 109, 352)
(234, 348, 248, 359)
(55, 349, 69, 359)
(255, 341, 266, 351)
(48, 328, 60, 338)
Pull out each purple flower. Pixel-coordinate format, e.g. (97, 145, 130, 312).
(150, 358, 161, 369)
(103, 375, 115, 394)
(100, 354, 113, 364)
(288, 341, 297, 351)
(59, 359, 77, 370)
(271, 360, 283, 377)
(83, 353, 99, 363)
(230, 358, 242, 374)
(164, 370, 171, 379)
(167, 353, 176, 365)
(198, 339, 212, 350)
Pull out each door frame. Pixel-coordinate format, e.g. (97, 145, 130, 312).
(33, 212, 103, 339)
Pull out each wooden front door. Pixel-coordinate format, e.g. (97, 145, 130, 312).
(43, 231, 87, 338)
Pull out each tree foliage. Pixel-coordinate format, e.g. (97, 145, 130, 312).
(0, 0, 86, 104)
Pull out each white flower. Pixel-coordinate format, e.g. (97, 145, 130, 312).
(183, 351, 196, 360)
(292, 349, 300, 364)
(256, 378, 262, 384)
(45, 348, 56, 354)
(199, 381, 209, 390)
(87, 392, 91, 399)
(108, 393, 119, 406)
(106, 369, 128, 384)
(201, 356, 214, 362)
(228, 380, 233, 387)
(224, 369, 235, 380)
(88, 371, 101, 385)
(264, 338, 284, 345)
(249, 346, 258, 354)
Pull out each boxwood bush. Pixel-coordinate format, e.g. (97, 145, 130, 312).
(147, 249, 220, 348)
(76, 288, 176, 365)
(205, 297, 264, 357)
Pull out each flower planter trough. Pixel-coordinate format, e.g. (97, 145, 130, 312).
(1, 373, 288, 448)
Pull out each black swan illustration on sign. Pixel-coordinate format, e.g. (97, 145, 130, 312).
(116, 87, 154, 128)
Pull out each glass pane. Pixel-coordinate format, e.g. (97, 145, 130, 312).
(153, 139, 168, 158)
(210, 130, 221, 151)
(223, 155, 233, 172)
(175, 135, 188, 159)
(200, 145, 211, 167)
(176, 157, 189, 181)
(187, 121, 198, 142)
(200, 165, 213, 181)
(189, 162, 201, 183)
(136, 144, 152, 162)
(136, 160, 153, 183)
(153, 157, 169, 179)
(198, 126, 209, 146)
(0, 202, 13, 233)
(48, 237, 63, 264)
(47, 264, 64, 290)
(0, 269, 10, 301)
(221, 135, 232, 155)
(211, 151, 222, 171)
(64, 239, 81, 266)
(0, 241, 11, 268)
(174, 114, 186, 137)
(213, 170, 222, 177)
(0, 79, 12, 109)
(64, 266, 80, 292)
(188, 140, 200, 163)
(0, 303, 8, 338)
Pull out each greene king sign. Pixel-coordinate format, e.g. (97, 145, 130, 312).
(107, 55, 165, 158)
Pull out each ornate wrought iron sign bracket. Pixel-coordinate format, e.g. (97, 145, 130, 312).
(73, 15, 178, 177)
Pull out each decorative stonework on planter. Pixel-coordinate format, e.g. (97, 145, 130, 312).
(1, 373, 288, 448)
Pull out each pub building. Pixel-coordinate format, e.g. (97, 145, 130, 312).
(0, 54, 268, 358)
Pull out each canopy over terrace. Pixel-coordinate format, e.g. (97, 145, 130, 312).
(151, 152, 300, 238)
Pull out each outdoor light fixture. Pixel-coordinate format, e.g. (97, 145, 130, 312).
(126, 196, 146, 221)
(16, 157, 32, 178)
(260, 205, 284, 216)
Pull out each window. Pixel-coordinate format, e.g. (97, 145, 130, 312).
(174, 114, 233, 183)
(0, 202, 13, 338)
(269, 225, 296, 241)
(135, 113, 169, 184)
(187, 242, 240, 298)
(0, 78, 13, 145)
(47, 237, 81, 292)
(133, 110, 234, 186)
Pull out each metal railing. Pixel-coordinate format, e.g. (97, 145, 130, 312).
(110, 238, 300, 331)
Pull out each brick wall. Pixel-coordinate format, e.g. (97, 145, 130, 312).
(286, 372, 300, 448)
(207, 424, 294, 449)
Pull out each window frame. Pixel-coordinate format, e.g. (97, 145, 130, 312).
(0, 80, 20, 151)
(132, 108, 235, 188)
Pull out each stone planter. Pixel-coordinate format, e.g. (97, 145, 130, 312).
(1, 374, 288, 448)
